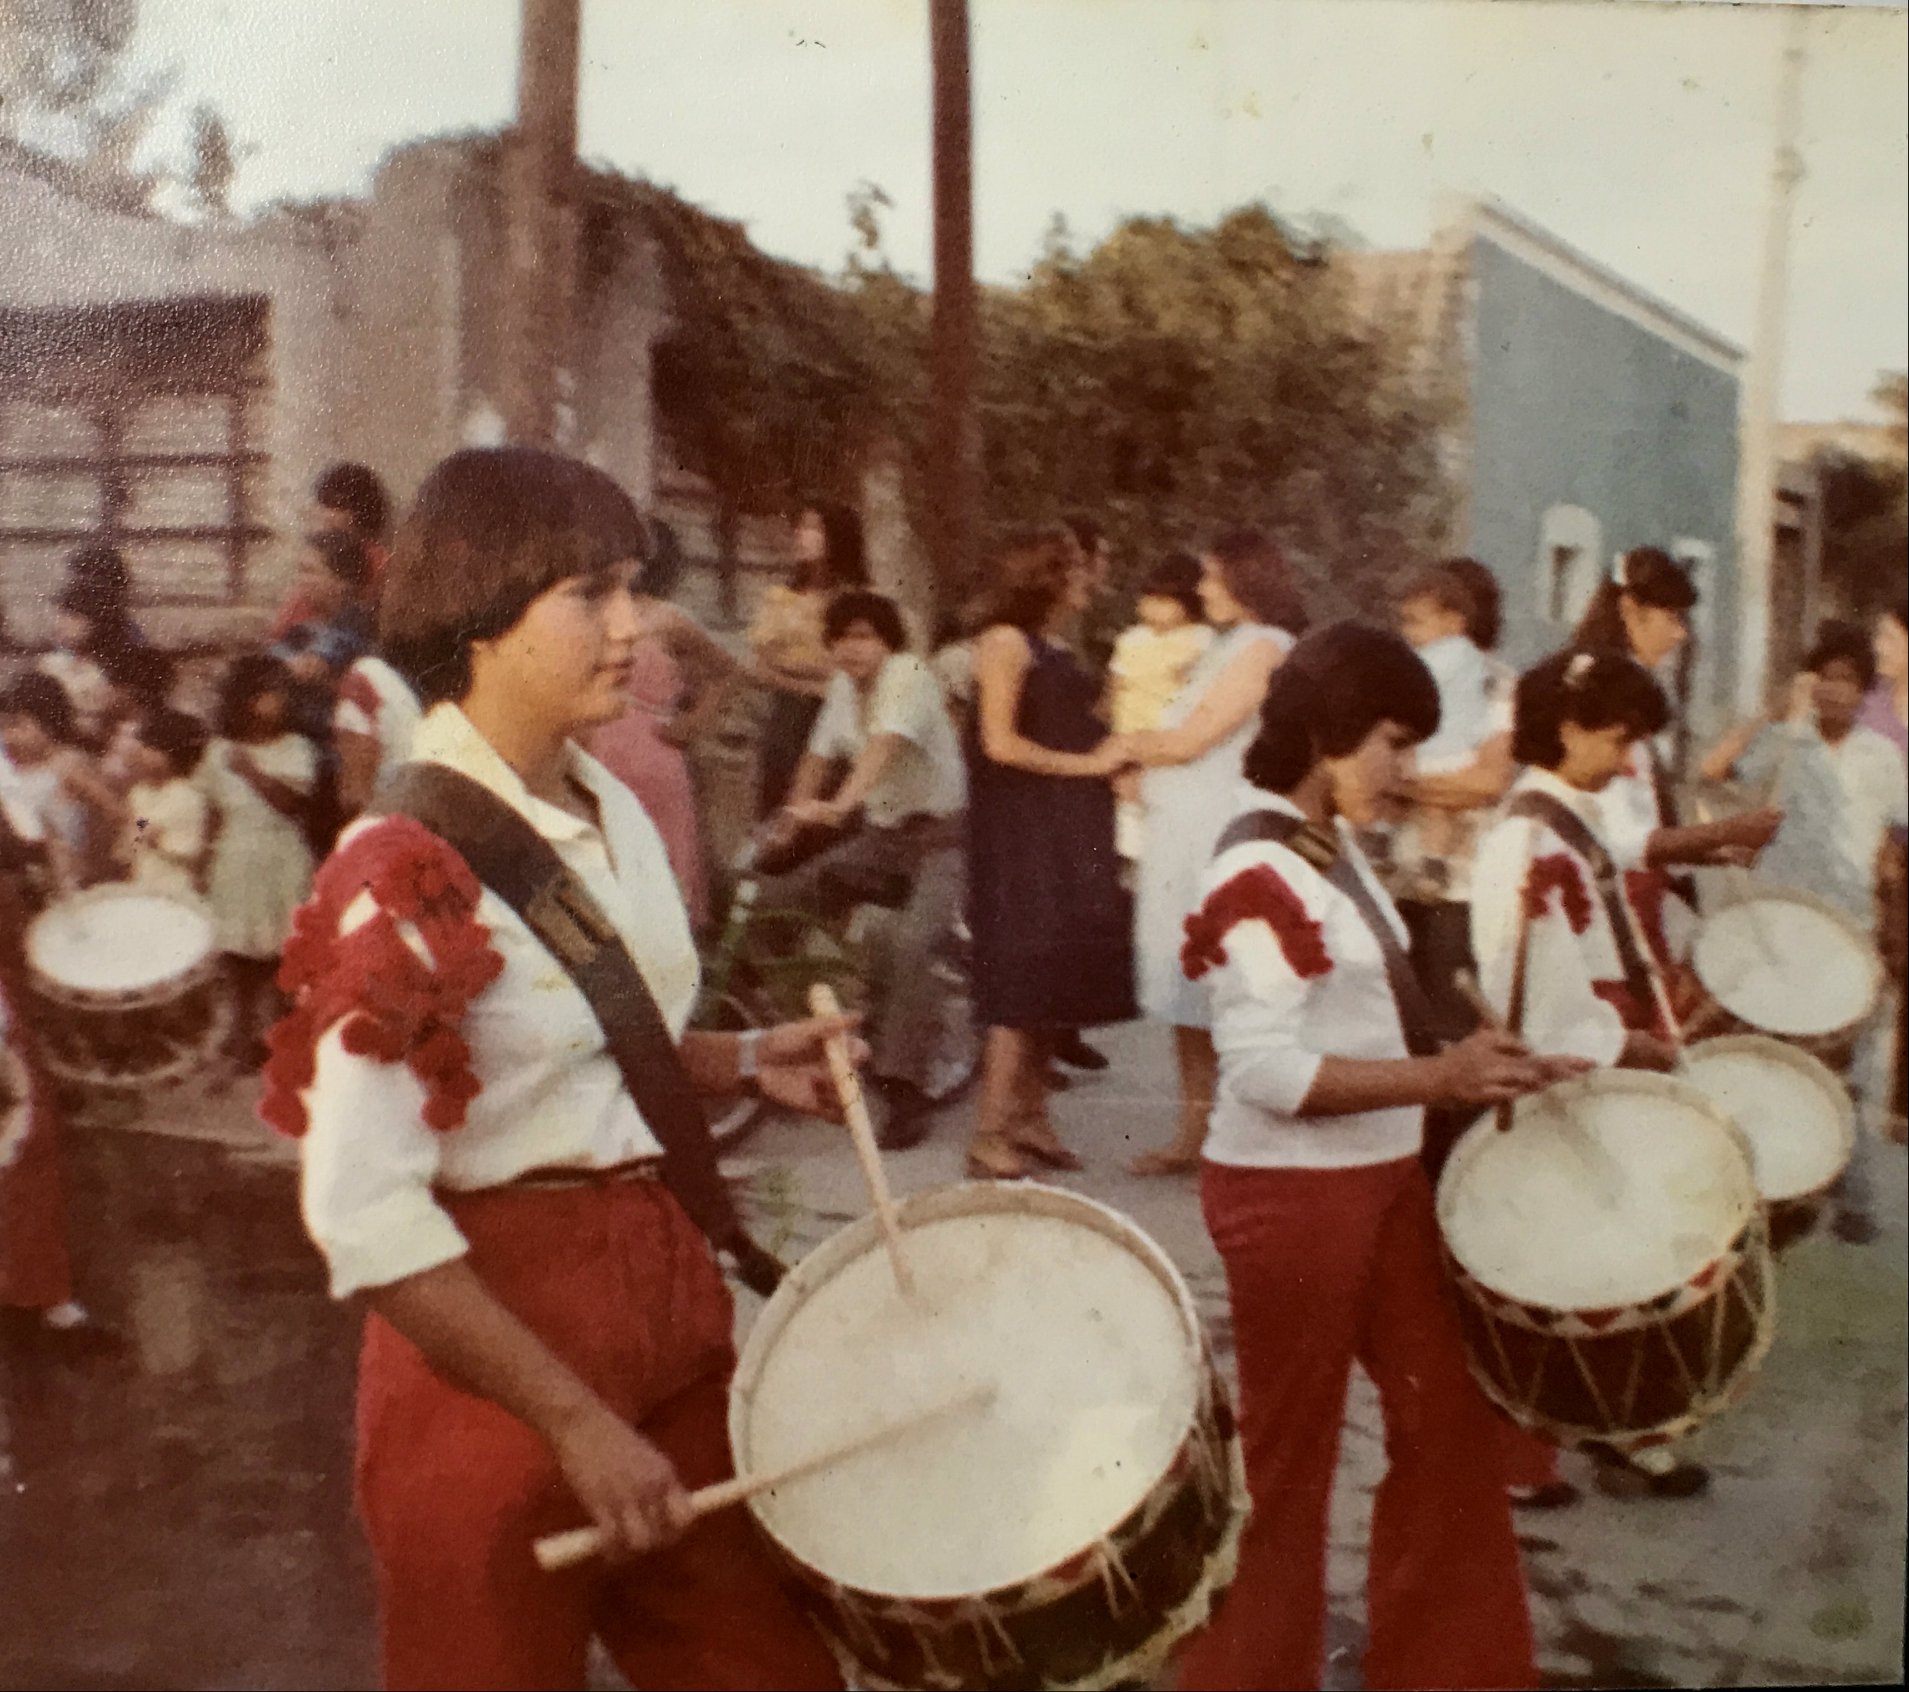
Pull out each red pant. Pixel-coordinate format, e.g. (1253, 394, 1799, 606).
(0, 994, 74, 1313)
(1178, 1159, 1536, 1692)
(355, 1178, 841, 1692)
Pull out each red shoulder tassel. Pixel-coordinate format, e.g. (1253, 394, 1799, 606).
(1524, 854, 1593, 935)
(260, 818, 504, 1139)
(1182, 865, 1333, 983)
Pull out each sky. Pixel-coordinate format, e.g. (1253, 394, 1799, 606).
(108, 0, 1909, 422)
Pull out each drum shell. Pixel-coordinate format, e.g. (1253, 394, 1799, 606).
(1437, 1076, 1776, 1455)
(24, 889, 226, 1089)
(730, 1181, 1247, 1692)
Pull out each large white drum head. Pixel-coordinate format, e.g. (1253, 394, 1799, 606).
(735, 1184, 1202, 1600)
(1681, 1036, 1854, 1203)
(1440, 1073, 1757, 1312)
(28, 889, 214, 998)
(1692, 893, 1879, 1039)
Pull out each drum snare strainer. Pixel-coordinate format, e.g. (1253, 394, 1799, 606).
(731, 1181, 1246, 1692)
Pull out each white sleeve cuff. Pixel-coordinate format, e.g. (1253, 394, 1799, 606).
(305, 1185, 468, 1301)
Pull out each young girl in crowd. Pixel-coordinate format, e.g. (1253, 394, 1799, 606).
(1571, 547, 1781, 965)
(1106, 552, 1211, 861)
(1174, 622, 1576, 1692)
(0, 675, 122, 893)
(38, 549, 149, 749)
(199, 656, 317, 1065)
(117, 709, 213, 901)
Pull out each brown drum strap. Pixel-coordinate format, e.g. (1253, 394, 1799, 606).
(1505, 791, 1658, 1013)
(372, 763, 786, 1299)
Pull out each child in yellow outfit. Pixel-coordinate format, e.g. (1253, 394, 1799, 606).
(1108, 554, 1211, 860)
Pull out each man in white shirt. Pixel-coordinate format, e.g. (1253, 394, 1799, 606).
(764, 591, 968, 1146)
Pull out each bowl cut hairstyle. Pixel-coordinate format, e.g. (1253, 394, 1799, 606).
(1512, 648, 1670, 770)
(1573, 546, 1697, 656)
(1242, 621, 1440, 795)
(824, 590, 909, 653)
(1140, 551, 1205, 623)
(313, 462, 392, 540)
(380, 449, 644, 705)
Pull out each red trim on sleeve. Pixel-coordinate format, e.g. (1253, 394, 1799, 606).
(260, 818, 504, 1139)
(1523, 854, 1593, 934)
(336, 668, 382, 727)
(1182, 865, 1332, 983)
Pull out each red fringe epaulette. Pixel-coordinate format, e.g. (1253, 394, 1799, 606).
(1182, 866, 1332, 983)
(1523, 854, 1593, 935)
(260, 818, 503, 1139)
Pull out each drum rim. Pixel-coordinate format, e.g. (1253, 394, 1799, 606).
(1681, 1033, 1857, 1203)
(25, 885, 220, 1007)
(730, 1178, 1210, 1604)
(1691, 883, 1883, 1041)
(1436, 1070, 1761, 1314)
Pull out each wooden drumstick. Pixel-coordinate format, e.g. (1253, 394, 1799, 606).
(1455, 970, 1624, 1207)
(807, 983, 916, 1300)
(532, 1383, 996, 1572)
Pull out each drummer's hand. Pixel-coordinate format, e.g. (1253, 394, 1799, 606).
(1705, 845, 1758, 869)
(1733, 805, 1784, 856)
(757, 1014, 869, 1119)
(550, 1401, 694, 1563)
(1432, 1029, 1554, 1106)
(1535, 1053, 1597, 1086)
(1620, 1032, 1680, 1073)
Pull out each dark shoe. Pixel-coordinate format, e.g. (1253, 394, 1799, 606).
(1509, 1481, 1582, 1511)
(1050, 1032, 1109, 1072)
(874, 1081, 933, 1152)
(1832, 1210, 1878, 1246)
(1593, 1452, 1709, 1500)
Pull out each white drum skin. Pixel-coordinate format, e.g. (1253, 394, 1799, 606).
(27, 887, 217, 1008)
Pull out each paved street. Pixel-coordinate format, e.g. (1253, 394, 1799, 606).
(2, 1021, 1903, 1689)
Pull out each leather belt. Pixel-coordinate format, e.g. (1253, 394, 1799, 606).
(503, 1158, 665, 1192)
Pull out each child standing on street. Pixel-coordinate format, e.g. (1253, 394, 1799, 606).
(1107, 553, 1211, 860)
(0, 675, 123, 893)
(199, 656, 317, 1066)
(117, 709, 213, 901)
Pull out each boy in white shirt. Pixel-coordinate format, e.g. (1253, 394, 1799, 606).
(764, 590, 968, 1147)
(117, 709, 213, 900)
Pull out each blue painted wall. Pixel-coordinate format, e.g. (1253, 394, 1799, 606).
(1463, 232, 1741, 720)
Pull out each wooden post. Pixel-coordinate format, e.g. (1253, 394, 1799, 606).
(928, 0, 978, 616)
(501, 0, 582, 447)
(1733, 8, 1808, 715)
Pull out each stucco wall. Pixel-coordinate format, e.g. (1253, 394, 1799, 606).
(1461, 230, 1742, 731)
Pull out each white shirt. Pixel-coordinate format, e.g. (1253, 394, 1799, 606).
(334, 657, 425, 791)
(807, 653, 966, 826)
(1472, 767, 1631, 1068)
(295, 705, 698, 1299)
(1414, 634, 1493, 773)
(123, 777, 210, 899)
(1197, 793, 1423, 1170)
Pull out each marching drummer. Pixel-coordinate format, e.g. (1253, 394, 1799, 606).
(1471, 648, 1711, 1502)
(263, 447, 850, 1692)
(1173, 623, 1584, 1692)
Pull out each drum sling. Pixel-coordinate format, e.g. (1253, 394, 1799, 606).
(1504, 790, 1659, 1015)
(1213, 809, 1485, 1152)
(373, 763, 786, 1297)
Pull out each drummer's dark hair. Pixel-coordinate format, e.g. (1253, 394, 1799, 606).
(1513, 648, 1670, 769)
(0, 673, 78, 745)
(1805, 620, 1876, 691)
(1573, 546, 1697, 657)
(135, 707, 211, 778)
(1242, 622, 1439, 794)
(381, 449, 644, 705)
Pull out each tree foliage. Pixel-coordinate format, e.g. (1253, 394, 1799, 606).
(1818, 371, 1908, 620)
(840, 199, 1448, 626)
(187, 102, 234, 218)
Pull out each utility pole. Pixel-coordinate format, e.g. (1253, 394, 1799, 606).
(501, 0, 582, 447)
(928, 0, 978, 613)
(1733, 6, 1807, 713)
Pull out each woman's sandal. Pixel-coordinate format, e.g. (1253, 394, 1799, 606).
(964, 1138, 1033, 1181)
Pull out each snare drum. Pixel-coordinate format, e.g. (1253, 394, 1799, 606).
(1688, 886, 1882, 1071)
(25, 887, 229, 1088)
(730, 1181, 1245, 1692)
(1438, 1071, 1774, 1454)
(1681, 1035, 1855, 1252)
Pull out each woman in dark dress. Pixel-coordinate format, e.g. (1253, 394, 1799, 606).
(965, 531, 1137, 1179)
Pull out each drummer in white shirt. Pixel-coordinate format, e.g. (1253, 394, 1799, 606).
(264, 447, 849, 1692)
(1174, 623, 1582, 1692)
(760, 589, 968, 1149)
